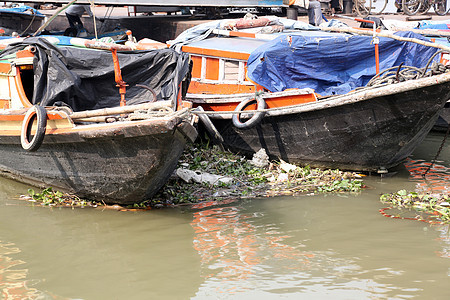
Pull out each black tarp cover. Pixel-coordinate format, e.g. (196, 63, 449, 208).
(0, 37, 190, 111)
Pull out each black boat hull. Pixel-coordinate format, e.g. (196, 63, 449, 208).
(0, 118, 195, 205)
(210, 82, 450, 172)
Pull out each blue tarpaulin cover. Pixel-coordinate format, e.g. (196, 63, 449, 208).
(246, 31, 439, 96)
(417, 20, 450, 30)
(0, 5, 44, 17)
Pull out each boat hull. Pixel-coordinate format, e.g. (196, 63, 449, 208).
(198, 77, 450, 172)
(433, 101, 450, 132)
(0, 11, 45, 35)
(0, 116, 195, 205)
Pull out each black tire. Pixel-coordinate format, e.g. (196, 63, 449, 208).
(194, 106, 224, 143)
(232, 95, 266, 130)
(418, 0, 431, 14)
(20, 105, 47, 151)
(434, 0, 447, 15)
(371, 0, 389, 14)
(355, 0, 372, 17)
(402, 0, 422, 15)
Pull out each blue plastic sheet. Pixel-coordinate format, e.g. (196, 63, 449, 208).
(417, 20, 450, 30)
(0, 5, 44, 17)
(246, 31, 439, 95)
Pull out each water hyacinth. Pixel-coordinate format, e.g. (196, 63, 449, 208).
(380, 190, 450, 224)
(150, 144, 365, 207)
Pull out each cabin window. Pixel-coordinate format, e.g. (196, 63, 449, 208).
(219, 59, 246, 83)
(191, 54, 249, 84)
(223, 61, 240, 81)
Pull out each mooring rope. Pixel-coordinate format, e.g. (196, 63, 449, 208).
(422, 124, 450, 177)
(367, 51, 448, 87)
(87, 0, 98, 40)
(19, 8, 37, 36)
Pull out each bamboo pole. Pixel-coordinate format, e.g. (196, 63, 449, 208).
(68, 101, 172, 120)
(390, 27, 450, 38)
(321, 27, 450, 53)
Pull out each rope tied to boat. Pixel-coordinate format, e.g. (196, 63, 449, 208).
(367, 51, 450, 87)
(19, 7, 37, 36)
(422, 124, 450, 177)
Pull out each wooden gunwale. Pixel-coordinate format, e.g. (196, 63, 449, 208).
(187, 88, 315, 102)
(181, 45, 250, 61)
(0, 98, 189, 138)
(0, 108, 189, 137)
(188, 88, 317, 111)
(0, 110, 66, 120)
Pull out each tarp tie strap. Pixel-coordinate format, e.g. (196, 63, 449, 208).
(111, 49, 128, 107)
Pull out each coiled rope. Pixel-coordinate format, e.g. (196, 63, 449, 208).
(367, 51, 448, 87)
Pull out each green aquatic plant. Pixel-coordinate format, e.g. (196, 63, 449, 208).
(26, 187, 99, 208)
(380, 190, 450, 223)
(28, 187, 65, 205)
(317, 179, 364, 193)
(150, 143, 365, 206)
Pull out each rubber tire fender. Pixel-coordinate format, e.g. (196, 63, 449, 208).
(21, 105, 47, 152)
(232, 95, 266, 130)
(194, 106, 224, 143)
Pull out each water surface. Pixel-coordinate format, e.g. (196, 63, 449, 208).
(0, 132, 448, 299)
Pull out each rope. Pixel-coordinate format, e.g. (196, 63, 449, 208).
(367, 51, 447, 87)
(87, 0, 98, 40)
(422, 124, 450, 177)
(19, 8, 37, 36)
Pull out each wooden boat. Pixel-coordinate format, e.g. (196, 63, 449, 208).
(170, 17, 450, 172)
(0, 36, 197, 205)
(0, 5, 45, 36)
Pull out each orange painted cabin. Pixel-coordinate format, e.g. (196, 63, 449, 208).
(178, 34, 317, 110)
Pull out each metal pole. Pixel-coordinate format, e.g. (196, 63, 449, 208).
(286, 6, 298, 20)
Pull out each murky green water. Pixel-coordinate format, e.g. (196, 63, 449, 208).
(0, 132, 449, 299)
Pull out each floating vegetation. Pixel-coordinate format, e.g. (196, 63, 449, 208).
(380, 190, 450, 224)
(148, 143, 365, 207)
(22, 187, 101, 208)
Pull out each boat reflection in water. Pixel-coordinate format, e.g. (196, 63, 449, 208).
(190, 203, 315, 294)
(188, 161, 450, 298)
(404, 155, 450, 260)
(0, 241, 42, 299)
(405, 158, 450, 196)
